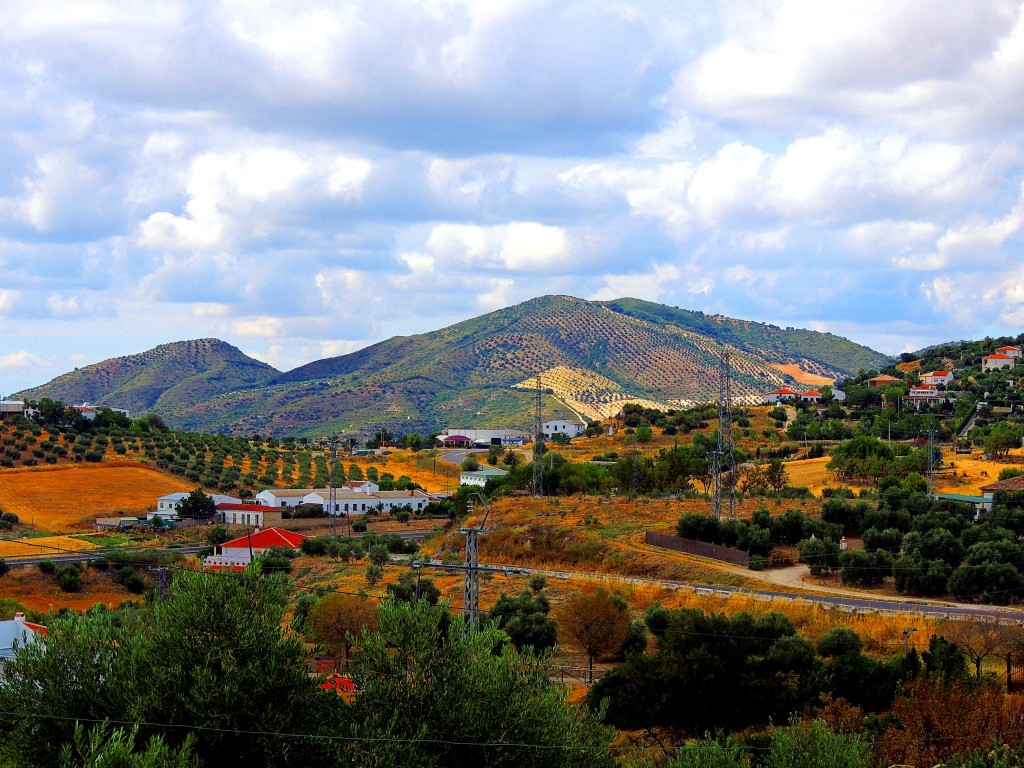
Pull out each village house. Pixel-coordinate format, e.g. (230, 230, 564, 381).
(902, 384, 946, 410)
(764, 388, 823, 404)
(73, 403, 131, 420)
(303, 488, 429, 515)
(203, 527, 306, 571)
(996, 345, 1022, 358)
(983, 353, 1016, 371)
(154, 491, 241, 520)
(542, 419, 586, 439)
(920, 370, 954, 387)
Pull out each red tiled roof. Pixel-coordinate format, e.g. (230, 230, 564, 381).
(987, 354, 1012, 359)
(217, 503, 270, 512)
(922, 370, 949, 377)
(997, 346, 1020, 351)
(769, 388, 799, 395)
(222, 527, 306, 550)
(803, 390, 822, 397)
(981, 475, 1024, 493)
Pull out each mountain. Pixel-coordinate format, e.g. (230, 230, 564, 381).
(18, 339, 279, 415)
(19, 296, 891, 436)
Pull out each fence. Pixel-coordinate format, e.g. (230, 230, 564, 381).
(645, 530, 750, 567)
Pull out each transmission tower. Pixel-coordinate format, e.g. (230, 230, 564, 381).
(533, 374, 544, 496)
(712, 349, 736, 519)
(321, 433, 343, 536)
(460, 494, 494, 631)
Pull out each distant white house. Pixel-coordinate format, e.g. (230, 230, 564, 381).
(996, 345, 1022, 358)
(0, 400, 35, 419)
(460, 468, 508, 487)
(204, 527, 307, 571)
(542, 419, 586, 439)
(920, 370, 954, 386)
(154, 491, 241, 519)
(74, 403, 131, 420)
(217, 503, 283, 528)
(254, 488, 314, 508)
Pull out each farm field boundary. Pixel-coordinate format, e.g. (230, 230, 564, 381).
(645, 530, 750, 567)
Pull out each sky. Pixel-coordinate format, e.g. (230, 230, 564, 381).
(3, 0, 1024, 395)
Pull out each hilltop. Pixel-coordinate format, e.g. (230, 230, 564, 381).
(20, 295, 890, 435)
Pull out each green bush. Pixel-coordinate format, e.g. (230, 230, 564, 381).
(38, 559, 56, 575)
(56, 565, 81, 592)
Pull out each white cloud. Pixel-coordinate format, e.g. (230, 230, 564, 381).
(0, 350, 44, 368)
(591, 262, 685, 302)
(422, 221, 569, 271)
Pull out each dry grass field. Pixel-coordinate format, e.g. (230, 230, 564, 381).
(0, 535, 98, 559)
(0, 461, 192, 531)
(769, 363, 835, 386)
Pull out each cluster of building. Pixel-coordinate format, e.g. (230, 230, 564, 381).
(983, 345, 1022, 371)
(436, 419, 586, 448)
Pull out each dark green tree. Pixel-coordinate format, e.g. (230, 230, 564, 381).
(489, 591, 558, 653)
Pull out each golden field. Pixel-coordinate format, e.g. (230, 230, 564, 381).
(0, 461, 192, 530)
(0, 534, 98, 559)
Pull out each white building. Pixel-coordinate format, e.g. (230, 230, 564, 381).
(302, 488, 429, 515)
(204, 527, 306, 571)
(254, 488, 315, 508)
(996, 345, 1022, 358)
(542, 419, 586, 439)
(460, 468, 508, 487)
(983, 354, 1016, 371)
(155, 491, 240, 517)
(0, 614, 41, 667)
(920, 370, 954, 386)
(437, 428, 531, 447)
(74, 403, 131, 420)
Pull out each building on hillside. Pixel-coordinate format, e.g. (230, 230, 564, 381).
(95, 516, 144, 531)
(902, 384, 946, 410)
(437, 428, 531, 448)
(217, 503, 283, 528)
(0, 613, 44, 669)
(983, 354, 1016, 371)
(764, 388, 825, 404)
(73, 403, 131, 420)
(974, 475, 1024, 517)
(920, 370, 954, 386)
(154, 491, 241, 519)
(439, 434, 472, 448)
(996, 345, 1022, 358)
(460, 468, 508, 487)
(542, 419, 586, 439)
(866, 374, 901, 388)
(0, 400, 31, 419)
(203, 527, 306, 571)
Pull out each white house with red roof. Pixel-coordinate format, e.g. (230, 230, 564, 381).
(765, 388, 824, 404)
(203, 527, 306, 571)
(902, 384, 946, 410)
(0, 613, 45, 668)
(920, 370, 954, 387)
(996, 345, 1021, 358)
(983, 354, 1016, 371)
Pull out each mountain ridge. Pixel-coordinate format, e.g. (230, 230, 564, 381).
(19, 295, 891, 435)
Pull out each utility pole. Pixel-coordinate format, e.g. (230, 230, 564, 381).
(533, 375, 543, 496)
(712, 349, 736, 519)
(321, 434, 343, 536)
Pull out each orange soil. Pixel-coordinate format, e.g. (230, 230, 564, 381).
(0, 535, 98, 559)
(769, 363, 835, 386)
(0, 566, 142, 613)
(0, 461, 192, 531)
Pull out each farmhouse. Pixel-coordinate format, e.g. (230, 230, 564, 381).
(996, 345, 1022, 358)
(902, 384, 946, 410)
(764, 388, 824, 404)
(983, 354, 1016, 371)
(73, 403, 131, 420)
(460, 467, 508, 487)
(203, 527, 306, 571)
(254, 488, 314, 508)
(542, 419, 586, 439)
(218, 503, 283, 528)
(0, 400, 33, 419)
(155, 492, 241, 517)
(302, 487, 429, 515)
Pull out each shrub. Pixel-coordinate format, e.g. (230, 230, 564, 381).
(38, 559, 56, 574)
(817, 627, 863, 657)
(56, 565, 81, 592)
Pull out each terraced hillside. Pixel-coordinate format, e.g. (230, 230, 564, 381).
(19, 296, 889, 435)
